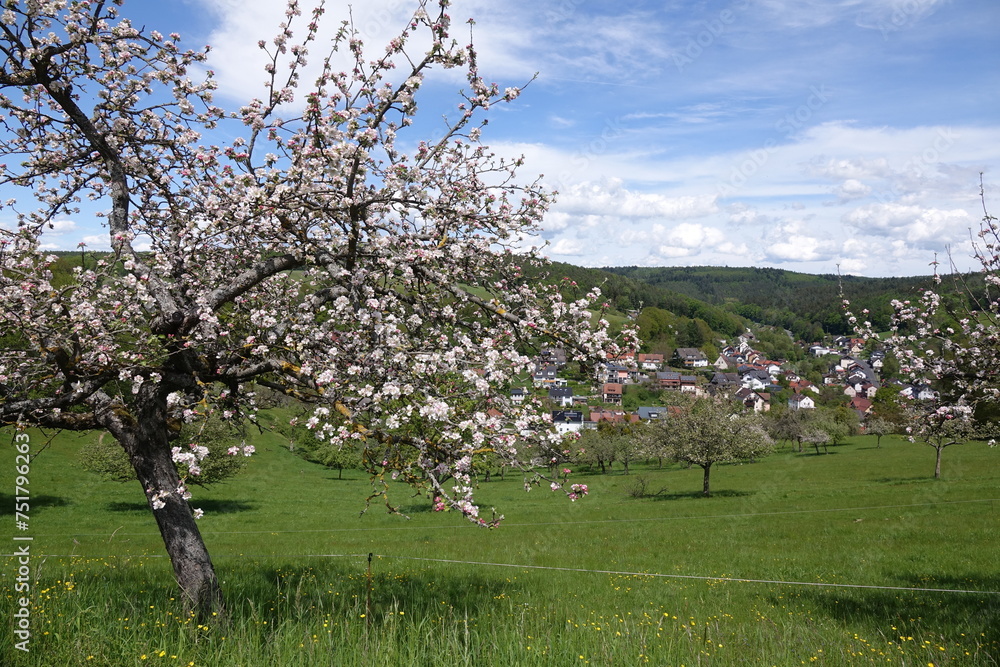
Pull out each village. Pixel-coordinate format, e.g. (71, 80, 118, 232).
(520, 333, 936, 435)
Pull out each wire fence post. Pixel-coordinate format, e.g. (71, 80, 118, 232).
(366, 552, 373, 627)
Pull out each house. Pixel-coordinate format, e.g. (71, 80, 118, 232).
(510, 387, 528, 404)
(714, 354, 739, 370)
(680, 375, 698, 393)
(548, 386, 574, 407)
(710, 372, 740, 388)
(602, 383, 623, 404)
(538, 347, 568, 367)
(656, 371, 682, 390)
(763, 361, 784, 376)
(551, 410, 584, 435)
(532, 363, 559, 387)
(809, 344, 836, 357)
(607, 349, 637, 364)
(637, 406, 669, 421)
(848, 396, 873, 416)
(590, 409, 639, 425)
(789, 379, 820, 394)
(901, 383, 937, 401)
(735, 387, 770, 412)
(788, 393, 816, 410)
(674, 347, 709, 368)
(741, 369, 772, 391)
(637, 353, 664, 370)
(598, 362, 631, 384)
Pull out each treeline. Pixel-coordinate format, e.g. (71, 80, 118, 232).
(601, 266, 948, 340)
(535, 261, 746, 338)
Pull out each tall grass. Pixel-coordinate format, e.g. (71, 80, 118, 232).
(2, 426, 998, 665)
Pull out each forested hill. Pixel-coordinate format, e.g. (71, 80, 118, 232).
(601, 265, 940, 340)
(529, 261, 747, 338)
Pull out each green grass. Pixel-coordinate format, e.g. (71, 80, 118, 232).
(2, 426, 998, 665)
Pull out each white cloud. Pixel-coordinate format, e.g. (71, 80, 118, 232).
(547, 237, 586, 256)
(765, 235, 831, 262)
(554, 179, 718, 220)
(48, 219, 77, 233)
(835, 178, 871, 201)
(843, 203, 973, 247)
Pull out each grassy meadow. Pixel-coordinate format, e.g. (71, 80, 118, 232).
(1, 422, 998, 666)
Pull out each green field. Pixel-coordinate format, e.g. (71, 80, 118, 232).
(2, 425, 998, 666)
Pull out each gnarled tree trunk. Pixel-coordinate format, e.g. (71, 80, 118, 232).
(106, 390, 224, 620)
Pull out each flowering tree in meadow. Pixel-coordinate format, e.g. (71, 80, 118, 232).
(0, 0, 632, 616)
(646, 398, 773, 497)
(844, 183, 997, 477)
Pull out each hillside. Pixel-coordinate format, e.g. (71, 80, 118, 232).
(600, 265, 944, 341)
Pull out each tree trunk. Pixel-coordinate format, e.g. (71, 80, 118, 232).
(702, 463, 711, 497)
(934, 445, 943, 479)
(108, 393, 224, 620)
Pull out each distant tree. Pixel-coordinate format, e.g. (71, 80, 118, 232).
(679, 318, 712, 348)
(636, 307, 674, 346)
(649, 398, 773, 496)
(864, 416, 897, 449)
(870, 383, 907, 424)
(80, 416, 249, 485)
(574, 428, 617, 474)
(807, 412, 852, 455)
(281, 420, 363, 480)
(767, 408, 813, 452)
(600, 421, 644, 475)
(909, 405, 979, 479)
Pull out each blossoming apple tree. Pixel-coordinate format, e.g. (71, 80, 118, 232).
(0, 0, 633, 615)
(844, 183, 998, 477)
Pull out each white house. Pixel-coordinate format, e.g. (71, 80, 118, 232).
(788, 394, 816, 410)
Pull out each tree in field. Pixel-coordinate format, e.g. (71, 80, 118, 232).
(596, 420, 643, 474)
(908, 404, 978, 479)
(648, 398, 773, 496)
(80, 416, 249, 485)
(844, 181, 997, 478)
(279, 418, 362, 479)
(864, 416, 897, 449)
(766, 407, 824, 453)
(0, 0, 633, 617)
(574, 427, 617, 474)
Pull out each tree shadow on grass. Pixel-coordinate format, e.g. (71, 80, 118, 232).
(55, 555, 530, 634)
(795, 450, 843, 457)
(646, 489, 753, 501)
(230, 557, 529, 625)
(0, 492, 69, 514)
(871, 475, 934, 485)
(774, 572, 1000, 645)
(106, 499, 257, 513)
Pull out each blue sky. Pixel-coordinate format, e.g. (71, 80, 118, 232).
(30, 0, 1000, 277)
